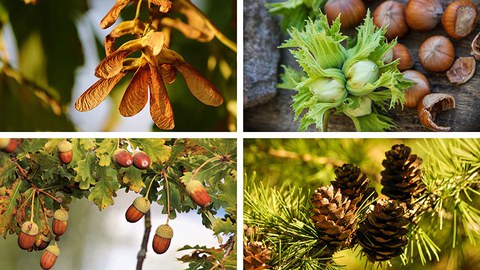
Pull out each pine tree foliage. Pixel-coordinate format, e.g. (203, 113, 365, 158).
(244, 139, 480, 269)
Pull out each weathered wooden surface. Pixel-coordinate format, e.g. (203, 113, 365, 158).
(244, 0, 480, 132)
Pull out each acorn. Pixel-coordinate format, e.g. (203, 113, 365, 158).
(52, 208, 69, 236)
(132, 151, 151, 170)
(57, 140, 73, 164)
(1, 138, 17, 153)
(36, 234, 52, 251)
(125, 197, 150, 223)
(40, 244, 60, 270)
(18, 221, 39, 250)
(152, 224, 173, 254)
(186, 180, 211, 208)
(113, 148, 133, 167)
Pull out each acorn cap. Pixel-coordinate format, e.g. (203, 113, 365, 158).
(57, 141, 72, 152)
(46, 244, 60, 256)
(186, 180, 204, 193)
(53, 209, 69, 221)
(21, 221, 39, 236)
(133, 197, 151, 214)
(155, 224, 173, 239)
(0, 138, 10, 149)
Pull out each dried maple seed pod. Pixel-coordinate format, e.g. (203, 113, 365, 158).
(52, 208, 69, 236)
(152, 224, 173, 254)
(418, 35, 455, 72)
(186, 180, 211, 207)
(402, 70, 430, 108)
(442, 0, 478, 40)
(18, 221, 39, 250)
(446, 57, 476, 84)
(324, 0, 366, 29)
(132, 151, 151, 170)
(36, 234, 52, 251)
(57, 140, 73, 164)
(373, 1, 408, 40)
(1, 138, 17, 153)
(405, 0, 443, 32)
(113, 148, 133, 167)
(418, 93, 455, 131)
(392, 43, 414, 71)
(40, 244, 60, 270)
(125, 197, 150, 223)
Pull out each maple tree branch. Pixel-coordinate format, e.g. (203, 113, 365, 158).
(136, 210, 152, 270)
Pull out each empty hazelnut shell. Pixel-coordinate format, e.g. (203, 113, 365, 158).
(418, 93, 455, 131)
(471, 32, 480, 59)
(446, 56, 476, 84)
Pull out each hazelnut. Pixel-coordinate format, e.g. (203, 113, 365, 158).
(446, 56, 476, 84)
(442, 0, 478, 40)
(405, 0, 443, 32)
(324, 0, 366, 29)
(402, 70, 430, 108)
(392, 43, 414, 71)
(373, 1, 409, 40)
(418, 36, 455, 72)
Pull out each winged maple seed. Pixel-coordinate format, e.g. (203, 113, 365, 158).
(75, 30, 223, 130)
(76, 0, 233, 130)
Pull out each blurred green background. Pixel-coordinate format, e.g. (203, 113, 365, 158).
(244, 138, 480, 270)
(0, 0, 236, 131)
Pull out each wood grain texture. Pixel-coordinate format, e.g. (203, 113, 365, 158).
(245, 0, 480, 132)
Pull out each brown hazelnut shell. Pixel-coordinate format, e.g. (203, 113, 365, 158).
(402, 70, 430, 108)
(446, 56, 476, 84)
(442, 0, 478, 40)
(405, 0, 443, 32)
(324, 0, 366, 29)
(418, 93, 455, 131)
(373, 1, 409, 40)
(418, 36, 455, 72)
(392, 43, 414, 71)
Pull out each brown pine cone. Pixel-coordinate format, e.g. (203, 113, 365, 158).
(332, 164, 373, 205)
(311, 185, 357, 249)
(357, 199, 409, 261)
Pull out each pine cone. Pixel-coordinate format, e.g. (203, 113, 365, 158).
(357, 199, 409, 262)
(381, 144, 426, 204)
(244, 225, 271, 270)
(332, 164, 372, 205)
(311, 185, 357, 249)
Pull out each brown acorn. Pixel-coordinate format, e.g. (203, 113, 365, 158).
(52, 208, 69, 236)
(35, 234, 52, 251)
(18, 221, 39, 250)
(40, 244, 60, 270)
(57, 140, 73, 164)
(186, 180, 211, 208)
(125, 197, 150, 223)
(132, 151, 151, 170)
(152, 224, 173, 254)
(1, 138, 17, 153)
(113, 148, 133, 167)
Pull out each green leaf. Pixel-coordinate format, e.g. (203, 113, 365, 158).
(130, 139, 172, 164)
(0, 71, 75, 131)
(211, 216, 235, 236)
(74, 151, 97, 190)
(88, 165, 120, 210)
(347, 111, 396, 132)
(0, 154, 17, 186)
(0, 179, 22, 237)
(95, 139, 117, 167)
(121, 166, 145, 193)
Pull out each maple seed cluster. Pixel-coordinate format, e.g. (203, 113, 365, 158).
(74, 0, 225, 130)
(113, 148, 151, 170)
